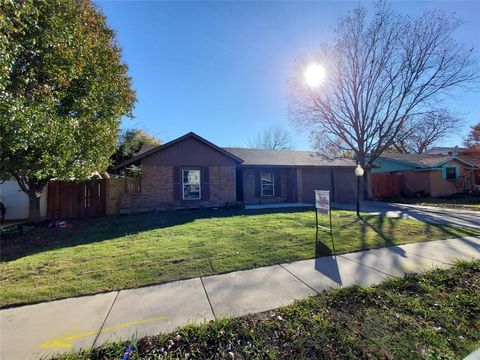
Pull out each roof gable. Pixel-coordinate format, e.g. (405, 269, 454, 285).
(113, 132, 243, 170)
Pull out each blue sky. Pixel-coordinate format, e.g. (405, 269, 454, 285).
(97, 1, 480, 150)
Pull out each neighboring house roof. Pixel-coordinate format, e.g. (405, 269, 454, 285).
(377, 153, 478, 169)
(223, 147, 356, 167)
(425, 146, 466, 155)
(113, 132, 244, 170)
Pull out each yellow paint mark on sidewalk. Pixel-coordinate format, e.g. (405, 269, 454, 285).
(398, 260, 433, 273)
(40, 315, 169, 349)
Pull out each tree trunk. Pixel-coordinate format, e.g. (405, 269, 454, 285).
(27, 192, 42, 222)
(12, 176, 49, 223)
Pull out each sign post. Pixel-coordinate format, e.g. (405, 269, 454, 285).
(315, 190, 335, 254)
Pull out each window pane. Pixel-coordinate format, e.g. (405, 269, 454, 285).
(261, 173, 273, 184)
(184, 170, 200, 184)
(182, 170, 201, 199)
(446, 167, 456, 180)
(261, 172, 274, 196)
(183, 185, 200, 198)
(262, 185, 273, 196)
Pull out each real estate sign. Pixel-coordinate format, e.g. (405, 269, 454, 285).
(315, 190, 330, 214)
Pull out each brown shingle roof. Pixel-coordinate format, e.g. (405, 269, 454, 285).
(223, 147, 356, 167)
(380, 153, 478, 168)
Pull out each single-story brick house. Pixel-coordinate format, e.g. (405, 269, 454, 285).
(370, 152, 479, 199)
(113, 132, 364, 212)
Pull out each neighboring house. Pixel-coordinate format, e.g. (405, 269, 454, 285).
(0, 180, 47, 221)
(370, 152, 479, 199)
(113, 132, 364, 212)
(425, 146, 467, 156)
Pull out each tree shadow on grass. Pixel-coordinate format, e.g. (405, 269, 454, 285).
(359, 213, 479, 250)
(359, 215, 393, 246)
(1, 206, 314, 262)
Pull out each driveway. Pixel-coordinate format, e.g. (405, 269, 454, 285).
(334, 201, 480, 229)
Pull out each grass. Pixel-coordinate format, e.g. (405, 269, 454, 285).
(54, 260, 480, 360)
(397, 195, 480, 211)
(1, 208, 479, 307)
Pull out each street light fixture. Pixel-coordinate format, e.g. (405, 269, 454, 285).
(354, 164, 364, 216)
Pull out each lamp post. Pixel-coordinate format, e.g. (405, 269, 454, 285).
(354, 164, 364, 216)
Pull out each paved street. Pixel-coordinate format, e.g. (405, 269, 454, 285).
(1, 236, 478, 360)
(334, 201, 480, 229)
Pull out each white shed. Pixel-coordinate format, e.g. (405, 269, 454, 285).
(0, 180, 47, 220)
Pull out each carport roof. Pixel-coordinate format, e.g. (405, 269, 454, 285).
(223, 147, 357, 167)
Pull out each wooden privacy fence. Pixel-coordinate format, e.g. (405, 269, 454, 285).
(105, 177, 141, 216)
(47, 177, 141, 219)
(47, 180, 106, 219)
(370, 173, 403, 199)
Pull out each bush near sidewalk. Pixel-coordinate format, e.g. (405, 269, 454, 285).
(55, 261, 480, 360)
(2, 209, 479, 307)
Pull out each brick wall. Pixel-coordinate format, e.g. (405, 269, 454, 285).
(403, 171, 432, 196)
(429, 170, 460, 197)
(141, 165, 173, 203)
(120, 165, 236, 212)
(208, 166, 236, 206)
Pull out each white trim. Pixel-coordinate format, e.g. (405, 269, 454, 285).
(182, 169, 201, 200)
(433, 156, 478, 168)
(261, 172, 274, 197)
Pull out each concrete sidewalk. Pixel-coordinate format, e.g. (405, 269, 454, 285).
(1, 236, 479, 360)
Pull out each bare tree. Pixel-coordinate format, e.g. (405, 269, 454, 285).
(310, 132, 355, 158)
(289, 3, 478, 167)
(248, 126, 294, 150)
(393, 110, 463, 154)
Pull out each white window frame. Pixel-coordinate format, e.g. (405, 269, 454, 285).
(261, 172, 274, 197)
(182, 169, 201, 200)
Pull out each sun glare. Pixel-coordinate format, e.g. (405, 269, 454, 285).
(304, 63, 325, 88)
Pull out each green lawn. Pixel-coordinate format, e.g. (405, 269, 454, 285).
(56, 261, 480, 360)
(1, 208, 479, 307)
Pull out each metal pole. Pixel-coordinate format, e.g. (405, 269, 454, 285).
(329, 201, 335, 255)
(356, 175, 360, 216)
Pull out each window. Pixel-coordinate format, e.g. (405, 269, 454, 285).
(261, 172, 274, 196)
(182, 169, 201, 200)
(445, 167, 457, 180)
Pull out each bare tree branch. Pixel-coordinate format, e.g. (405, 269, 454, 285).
(289, 2, 479, 166)
(248, 126, 294, 150)
(393, 110, 463, 153)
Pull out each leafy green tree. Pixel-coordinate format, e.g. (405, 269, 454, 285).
(0, 0, 136, 220)
(111, 128, 161, 166)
